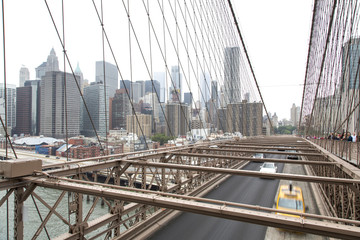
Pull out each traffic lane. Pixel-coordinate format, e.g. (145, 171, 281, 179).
(149, 156, 285, 240)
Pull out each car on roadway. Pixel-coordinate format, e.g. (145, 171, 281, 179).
(253, 153, 264, 159)
(253, 153, 264, 162)
(276, 184, 306, 217)
(286, 148, 300, 160)
(259, 162, 277, 174)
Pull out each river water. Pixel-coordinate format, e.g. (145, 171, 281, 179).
(0, 187, 111, 239)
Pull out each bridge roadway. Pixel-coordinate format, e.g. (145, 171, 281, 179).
(150, 154, 285, 240)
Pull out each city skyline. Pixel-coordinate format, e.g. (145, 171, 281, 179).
(0, 1, 313, 122)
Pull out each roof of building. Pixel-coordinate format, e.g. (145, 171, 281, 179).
(14, 136, 65, 146)
(56, 144, 73, 152)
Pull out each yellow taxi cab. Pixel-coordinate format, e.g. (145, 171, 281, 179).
(276, 183, 306, 217)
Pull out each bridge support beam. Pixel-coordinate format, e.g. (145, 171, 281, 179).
(14, 187, 24, 240)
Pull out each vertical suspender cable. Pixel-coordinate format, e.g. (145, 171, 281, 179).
(62, 0, 69, 161)
(1, 1, 9, 237)
(100, 0, 108, 155)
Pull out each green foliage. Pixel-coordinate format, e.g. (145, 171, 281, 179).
(274, 125, 297, 135)
(151, 133, 174, 145)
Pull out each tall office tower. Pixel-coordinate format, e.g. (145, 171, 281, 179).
(183, 92, 192, 105)
(165, 103, 189, 137)
(272, 112, 279, 128)
(154, 72, 165, 102)
(96, 61, 118, 98)
(201, 72, 211, 107)
(35, 62, 47, 80)
(169, 66, 182, 102)
(341, 38, 360, 132)
(0, 84, 16, 132)
(219, 85, 226, 108)
(131, 82, 141, 103)
(46, 48, 60, 72)
(290, 103, 300, 127)
(81, 82, 109, 137)
(145, 80, 160, 97)
(126, 114, 152, 138)
(36, 48, 60, 80)
(226, 101, 263, 136)
(110, 88, 131, 130)
(342, 38, 360, 91)
(217, 107, 227, 132)
(15, 80, 40, 136)
(24, 80, 40, 135)
(14, 86, 31, 135)
(207, 100, 217, 130)
(40, 71, 81, 138)
(224, 47, 241, 104)
(74, 62, 84, 92)
(19, 66, 30, 87)
(143, 92, 160, 119)
(136, 80, 146, 98)
(211, 80, 218, 108)
(120, 79, 131, 92)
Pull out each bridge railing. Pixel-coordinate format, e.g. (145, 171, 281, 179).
(309, 138, 360, 167)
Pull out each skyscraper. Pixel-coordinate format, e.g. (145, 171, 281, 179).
(40, 71, 81, 138)
(25, 80, 40, 136)
(341, 38, 360, 133)
(19, 66, 30, 87)
(226, 101, 263, 136)
(81, 82, 109, 137)
(110, 88, 131, 130)
(36, 48, 60, 80)
(131, 82, 141, 103)
(165, 103, 189, 137)
(15, 80, 40, 136)
(169, 66, 181, 102)
(15, 86, 31, 135)
(145, 80, 160, 98)
(136, 80, 146, 98)
(0, 84, 16, 132)
(183, 92, 192, 105)
(120, 80, 131, 92)
(74, 62, 84, 92)
(290, 103, 300, 127)
(342, 38, 360, 90)
(96, 61, 118, 98)
(46, 48, 60, 72)
(211, 80, 218, 108)
(224, 47, 241, 104)
(154, 72, 165, 103)
(201, 72, 211, 107)
(126, 114, 152, 138)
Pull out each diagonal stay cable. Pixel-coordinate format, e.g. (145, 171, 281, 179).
(227, 0, 273, 132)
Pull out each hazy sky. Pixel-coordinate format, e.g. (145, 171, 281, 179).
(234, 1, 314, 120)
(0, 0, 313, 121)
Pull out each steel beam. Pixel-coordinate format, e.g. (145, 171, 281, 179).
(14, 187, 24, 240)
(120, 160, 360, 185)
(30, 177, 360, 240)
(172, 152, 335, 165)
(197, 147, 323, 157)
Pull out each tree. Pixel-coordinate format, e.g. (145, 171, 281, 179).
(151, 133, 173, 145)
(274, 126, 297, 135)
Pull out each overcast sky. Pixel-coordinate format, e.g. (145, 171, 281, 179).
(234, 0, 314, 120)
(0, 0, 313, 121)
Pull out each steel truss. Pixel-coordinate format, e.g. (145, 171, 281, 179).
(0, 137, 360, 239)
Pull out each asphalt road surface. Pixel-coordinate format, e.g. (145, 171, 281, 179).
(149, 154, 285, 240)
